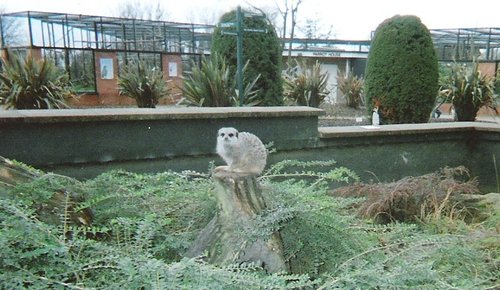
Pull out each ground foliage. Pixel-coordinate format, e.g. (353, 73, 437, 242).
(0, 161, 498, 289)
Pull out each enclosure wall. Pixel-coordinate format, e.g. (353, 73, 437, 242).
(0, 107, 498, 191)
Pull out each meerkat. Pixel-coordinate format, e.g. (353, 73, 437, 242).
(215, 127, 267, 175)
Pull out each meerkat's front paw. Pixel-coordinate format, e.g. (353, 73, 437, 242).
(214, 165, 230, 173)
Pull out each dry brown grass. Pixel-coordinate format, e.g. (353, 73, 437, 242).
(331, 166, 480, 223)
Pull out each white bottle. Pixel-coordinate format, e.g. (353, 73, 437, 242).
(372, 107, 380, 126)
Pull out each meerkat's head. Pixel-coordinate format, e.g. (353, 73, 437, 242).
(217, 127, 239, 145)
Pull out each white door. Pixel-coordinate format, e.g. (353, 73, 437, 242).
(321, 64, 338, 104)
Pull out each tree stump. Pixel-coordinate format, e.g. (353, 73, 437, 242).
(187, 171, 287, 273)
(0, 156, 40, 190)
(0, 156, 93, 226)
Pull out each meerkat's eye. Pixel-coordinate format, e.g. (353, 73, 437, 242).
(228, 133, 234, 137)
(220, 133, 225, 137)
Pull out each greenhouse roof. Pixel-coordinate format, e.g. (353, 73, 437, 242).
(1, 11, 500, 60)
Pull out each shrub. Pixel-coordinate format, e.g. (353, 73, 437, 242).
(439, 60, 496, 121)
(118, 61, 169, 108)
(0, 51, 74, 109)
(364, 15, 439, 124)
(211, 9, 283, 106)
(337, 70, 364, 108)
(1, 159, 498, 289)
(181, 53, 260, 107)
(282, 59, 330, 107)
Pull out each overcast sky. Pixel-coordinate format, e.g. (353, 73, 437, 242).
(2, 0, 499, 40)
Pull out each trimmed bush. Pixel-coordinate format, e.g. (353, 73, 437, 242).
(364, 15, 438, 124)
(211, 9, 283, 106)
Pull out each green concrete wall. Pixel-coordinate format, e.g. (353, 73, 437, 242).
(0, 107, 321, 175)
(0, 108, 498, 192)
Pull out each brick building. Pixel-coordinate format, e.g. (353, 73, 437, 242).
(1, 11, 499, 108)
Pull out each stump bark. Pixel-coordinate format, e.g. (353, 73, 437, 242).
(0, 156, 93, 226)
(187, 171, 287, 273)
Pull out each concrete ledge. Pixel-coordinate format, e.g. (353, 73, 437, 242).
(0, 106, 324, 123)
(318, 122, 500, 138)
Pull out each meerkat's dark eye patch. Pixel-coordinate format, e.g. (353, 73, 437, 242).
(220, 133, 225, 137)
(228, 133, 234, 137)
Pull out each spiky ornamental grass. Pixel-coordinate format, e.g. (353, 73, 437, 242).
(181, 53, 260, 107)
(0, 51, 74, 109)
(118, 61, 169, 108)
(337, 70, 364, 108)
(283, 59, 330, 107)
(439, 60, 496, 121)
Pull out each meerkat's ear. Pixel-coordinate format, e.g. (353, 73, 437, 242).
(235, 131, 239, 138)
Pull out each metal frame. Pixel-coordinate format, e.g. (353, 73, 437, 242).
(1, 11, 500, 61)
(0, 11, 213, 54)
(431, 27, 500, 61)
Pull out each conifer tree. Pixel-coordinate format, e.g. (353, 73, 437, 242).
(364, 15, 438, 123)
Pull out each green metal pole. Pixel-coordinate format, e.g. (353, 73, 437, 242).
(236, 6, 244, 106)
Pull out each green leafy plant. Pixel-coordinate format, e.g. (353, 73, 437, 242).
(118, 61, 169, 108)
(439, 60, 496, 121)
(181, 53, 260, 107)
(337, 70, 364, 108)
(0, 51, 75, 109)
(283, 59, 330, 107)
(364, 15, 439, 124)
(1, 160, 498, 289)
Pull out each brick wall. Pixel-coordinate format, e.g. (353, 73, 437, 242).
(71, 52, 184, 107)
(94, 51, 134, 106)
(161, 53, 184, 104)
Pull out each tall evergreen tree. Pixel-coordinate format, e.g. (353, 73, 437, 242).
(364, 15, 438, 124)
(211, 9, 283, 106)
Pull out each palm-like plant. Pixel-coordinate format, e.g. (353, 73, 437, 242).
(283, 59, 330, 107)
(0, 51, 74, 109)
(181, 53, 260, 107)
(118, 61, 169, 108)
(439, 60, 496, 121)
(337, 70, 364, 108)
